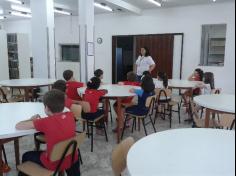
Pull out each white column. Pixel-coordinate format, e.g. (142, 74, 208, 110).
(31, 0, 56, 79)
(79, 0, 95, 82)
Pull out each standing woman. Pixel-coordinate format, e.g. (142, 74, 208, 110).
(135, 47, 156, 82)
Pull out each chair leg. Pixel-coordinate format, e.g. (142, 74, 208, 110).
(131, 118, 136, 133)
(109, 101, 113, 123)
(90, 123, 94, 152)
(103, 121, 108, 142)
(142, 119, 148, 136)
(2, 145, 8, 165)
(87, 121, 90, 138)
(121, 115, 128, 140)
(169, 106, 173, 129)
(78, 149, 83, 165)
(200, 108, 204, 119)
(150, 115, 157, 133)
(178, 104, 181, 124)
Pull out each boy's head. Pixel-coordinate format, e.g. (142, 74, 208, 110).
(52, 80, 67, 93)
(141, 75, 155, 93)
(87, 77, 101, 90)
(63, 70, 74, 81)
(94, 69, 104, 80)
(43, 90, 65, 115)
(127, 72, 137, 82)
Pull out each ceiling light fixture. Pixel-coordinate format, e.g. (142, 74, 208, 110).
(94, 2, 113, 12)
(0, 9, 3, 15)
(11, 4, 31, 13)
(0, 16, 6, 20)
(148, 0, 162, 7)
(6, 0, 24, 5)
(10, 11, 32, 18)
(54, 9, 72, 16)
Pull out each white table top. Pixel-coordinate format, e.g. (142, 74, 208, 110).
(194, 94, 235, 114)
(168, 79, 202, 89)
(78, 84, 140, 98)
(0, 78, 56, 88)
(0, 103, 46, 140)
(127, 129, 235, 176)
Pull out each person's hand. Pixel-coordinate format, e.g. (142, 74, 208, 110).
(129, 88, 135, 93)
(118, 82, 124, 86)
(30, 114, 41, 120)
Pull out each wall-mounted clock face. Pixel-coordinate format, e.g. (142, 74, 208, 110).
(97, 38, 103, 44)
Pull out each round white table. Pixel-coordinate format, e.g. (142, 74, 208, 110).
(194, 94, 235, 127)
(127, 129, 235, 176)
(0, 102, 46, 175)
(168, 79, 202, 90)
(78, 84, 140, 143)
(0, 78, 56, 101)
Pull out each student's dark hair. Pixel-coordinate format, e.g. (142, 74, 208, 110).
(142, 71, 152, 77)
(141, 76, 155, 93)
(204, 72, 215, 90)
(43, 90, 65, 113)
(158, 72, 168, 88)
(87, 77, 101, 90)
(127, 72, 137, 82)
(141, 47, 150, 57)
(52, 80, 67, 93)
(63, 70, 74, 81)
(195, 68, 204, 81)
(94, 69, 104, 78)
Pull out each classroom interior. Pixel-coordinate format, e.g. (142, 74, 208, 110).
(0, 0, 235, 176)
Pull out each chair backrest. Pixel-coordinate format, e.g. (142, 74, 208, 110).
(112, 137, 135, 176)
(50, 132, 86, 162)
(70, 104, 82, 121)
(218, 114, 235, 130)
(0, 87, 8, 103)
(155, 88, 172, 102)
(77, 101, 91, 113)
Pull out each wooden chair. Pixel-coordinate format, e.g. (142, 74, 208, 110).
(112, 137, 135, 176)
(18, 132, 86, 176)
(216, 114, 235, 130)
(190, 100, 217, 128)
(121, 96, 156, 139)
(0, 88, 8, 103)
(154, 89, 181, 128)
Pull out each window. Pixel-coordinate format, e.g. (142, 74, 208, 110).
(200, 24, 227, 67)
(61, 44, 80, 62)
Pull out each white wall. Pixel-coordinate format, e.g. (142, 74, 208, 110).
(1, 2, 235, 93)
(0, 30, 9, 81)
(94, 2, 235, 93)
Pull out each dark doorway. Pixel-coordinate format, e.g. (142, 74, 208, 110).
(112, 36, 134, 83)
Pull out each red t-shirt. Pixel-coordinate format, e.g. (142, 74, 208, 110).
(66, 81, 84, 101)
(83, 89, 106, 113)
(65, 97, 73, 109)
(33, 112, 78, 171)
(122, 81, 141, 104)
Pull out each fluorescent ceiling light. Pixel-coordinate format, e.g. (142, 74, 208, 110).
(54, 9, 72, 16)
(0, 9, 3, 15)
(6, 0, 23, 5)
(94, 2, 113, 12)
(11, 4, 31, 13)
(0, 16, 6, 20)
(148, 0, 162, 7)
(10, 11, 32, 18)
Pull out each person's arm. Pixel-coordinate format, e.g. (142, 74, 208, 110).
(148, 57, 156, 73)
(188, 73, 195, 81)
(149, 64, 156, 73)
(15, 114, 40, 130)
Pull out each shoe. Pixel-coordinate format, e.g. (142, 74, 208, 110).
(0, 160, 11, 173)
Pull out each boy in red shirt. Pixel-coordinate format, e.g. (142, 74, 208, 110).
(16, 90, 80, 176)
(63, 70, 84, 101)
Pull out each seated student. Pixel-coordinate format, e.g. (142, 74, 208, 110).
(126, 75, 155, 116)
(141, 71, 152, 81)
(16, 90, 80, 176)
(154, 72, 168, 89)
(198, 72, 215, 95)
(63, 70, 84, 101)
(113, 72, 141, 132)
(82, 77, 107, 121)
(94, 69, 104, 81)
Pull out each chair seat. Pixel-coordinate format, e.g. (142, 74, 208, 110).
(17, 162, 53, 176)
(35, 134, 46, 143)
(125, 113, 146, 119)
(194, 118, 217, 128)
(169, 101, 179, 106)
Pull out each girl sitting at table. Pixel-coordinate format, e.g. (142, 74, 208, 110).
(94, 69, 104, 84)
(198, 72, 215, 95)
(113, 72, 141, 132)
(154, 72, 168, 89)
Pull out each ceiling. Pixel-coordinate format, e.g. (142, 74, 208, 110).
(0, 0, 234, 20)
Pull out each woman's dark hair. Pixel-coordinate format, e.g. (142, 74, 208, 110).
(87, 77, 101, 90)
(63, 70, 74, 81)
(127, 72, 137, 82)
(43, 90, 65, 113)
(141, 76, 155, 93)
(94, 69, 104, 78)
(195, 68, 204, 81)
(141, 47, 150, 57)
(204, 72, 215, 90)
(142, 71, 151, 77)
(158, 72, 168, 88)
(52, 80, 67, 93)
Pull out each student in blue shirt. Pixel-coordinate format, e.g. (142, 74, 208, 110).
(127, 75, 155, 116)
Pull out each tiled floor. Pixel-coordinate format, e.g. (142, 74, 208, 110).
(3, 108, 192, 176)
